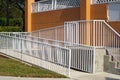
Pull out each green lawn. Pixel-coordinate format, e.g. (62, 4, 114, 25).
(0, 54, 66, 78)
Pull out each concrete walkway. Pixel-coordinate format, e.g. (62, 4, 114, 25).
(0, 72, 120, 80)
(75, 72, 120, 80)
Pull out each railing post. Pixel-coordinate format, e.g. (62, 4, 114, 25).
(55, 27, 57, 40)
(64, 22, 67, 43)
(93, 46, 96, 73)
(21, 35, 23, 62)
(93, 20, 96, 46)
(30, 36, 32, 55)
(38, 2, 39, 12)
(52, 0, 54, 9)
(68, 49, 71, 77)
(6, 33, 9, 55)
(54, 0, 57, 9)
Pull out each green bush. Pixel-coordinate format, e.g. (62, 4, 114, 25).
(9, 18, 23, 26)
(0, 18, 6, 26)
(0, 26, 22, 32)
(0, 18, 23, 27)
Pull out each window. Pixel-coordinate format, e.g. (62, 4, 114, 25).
(108, 3, 120, 21)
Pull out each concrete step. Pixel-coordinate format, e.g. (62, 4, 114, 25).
(104, 55, 120, 75)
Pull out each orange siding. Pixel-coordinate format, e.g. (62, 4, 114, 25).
(91, 4, 120, 34)
(31, 7, 80, 31)
(108, 22, 120, 34)
(91, 4, 108, 20)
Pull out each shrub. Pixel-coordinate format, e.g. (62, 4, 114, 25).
(9, 18, 23, 27)
(0, 18, 6, 26)
(0, 26, 23, 32)
(0, 18, 23, 27)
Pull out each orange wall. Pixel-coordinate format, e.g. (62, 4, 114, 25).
(91, 4, 108, 20)
(31, 7, 80, 31)
(108, 22, 120, 34)
(91, 4, 120, 34)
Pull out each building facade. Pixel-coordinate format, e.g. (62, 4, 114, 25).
(25, 0, 120, 33)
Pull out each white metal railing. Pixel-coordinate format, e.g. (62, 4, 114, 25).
(32, 0, 80, 13)
(21, 33, 96, 73)
(30, 25, 64, 41)
(0, 32, 71, 77)
(69, 45, 95, 73)
(65, 20, 120, 64)
(91, 0, 120, 4)
(0, 32, 96, 75)
(28, 25, 96, 73)
(1, 20, 119, 75)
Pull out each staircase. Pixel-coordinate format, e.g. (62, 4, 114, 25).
(104, 55, 120, 75)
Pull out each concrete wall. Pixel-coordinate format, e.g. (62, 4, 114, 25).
(95, 48, 106, 73)
(31, 7, 80, 31)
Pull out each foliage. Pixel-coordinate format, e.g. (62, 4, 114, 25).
(0, 18, 23, 26)
(0, 18, 6, 26)
(0, 0, 24, 29)
(0, 54, 66, 78)
(0, 26, 22, 32)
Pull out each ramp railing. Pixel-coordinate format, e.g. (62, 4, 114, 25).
(0, 31, 96, 76)
(0, 32, 71, 77)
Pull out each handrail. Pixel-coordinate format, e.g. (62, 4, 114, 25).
(91, 0, 120, 4)
(0, 32, 94, 48)
(103, 20, 120, 37)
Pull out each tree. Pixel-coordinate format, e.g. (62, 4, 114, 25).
(0, 0, 25, 31)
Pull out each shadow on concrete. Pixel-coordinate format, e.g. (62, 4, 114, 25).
(105, 77, 120, 80)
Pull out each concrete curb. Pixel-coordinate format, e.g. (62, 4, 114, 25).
(0, 76, 71, 80)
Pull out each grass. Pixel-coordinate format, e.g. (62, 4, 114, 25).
(0, 54, 66, 78)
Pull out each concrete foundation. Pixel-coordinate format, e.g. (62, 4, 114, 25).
(95, 48, 106, 73)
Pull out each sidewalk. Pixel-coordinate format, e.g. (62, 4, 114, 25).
(0, 72, 120, 80)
